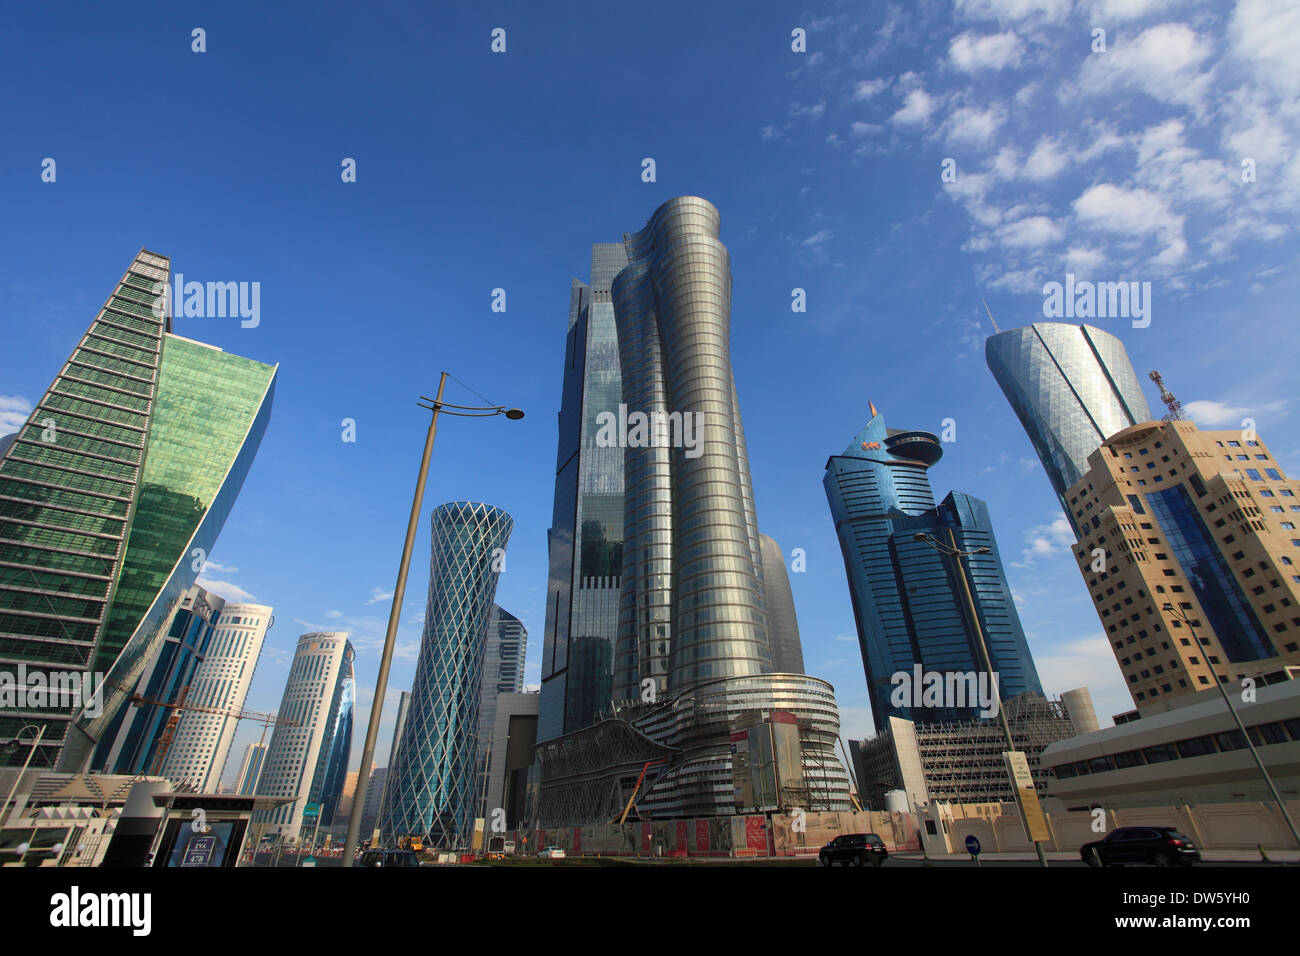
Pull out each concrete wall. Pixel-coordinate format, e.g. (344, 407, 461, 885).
(928, 799, 1300, 853)
(507, 810, 922, 858)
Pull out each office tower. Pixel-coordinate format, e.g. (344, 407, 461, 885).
(611, 196, 771, 699)
(475, 605, 526, 800)
(1066, 418, 1300, 712)
(234, 742, 267, 796)
(157, 601, 270, 791)
(759, 534, 805, 673)
(380, 502, 513, 848)
(95, 584, 225, 775)
(484, 691, 538, 827)
(253, 632, 354, 843)
(986, 323, 1151, 534)
(823, 404, 1043, 729)
(0, 249, 277, 770)
(388, 690, 411, 765)
(360, 765, 387, 837)
(539, 243, 629, 742)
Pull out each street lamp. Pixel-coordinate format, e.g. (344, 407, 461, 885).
(913, 529, 1050, 868)
(342, 372, 524, 867)
(2, 725, 47, 830)
(1161, 602, 1300, 849)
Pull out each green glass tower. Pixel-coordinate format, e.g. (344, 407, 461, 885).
(0, 250, 277, 770)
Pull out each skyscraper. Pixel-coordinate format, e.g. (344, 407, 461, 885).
(1066, 418, 1300, 712)
(823, 404, 1043, 729)
(157, 600, 271, 791)
(611, 196, 770, 698)
(985, 322, 1151, 534)
(532, 198, 853, 823)
(474, 604, 526, 800)
(379, 502, 512, 848)
(759, 534, 805, 674)
(539, 243, 628, 742)
(234, 742, 267, 796)
(0, 249, 277, 770)
(253, 632, 354, 843)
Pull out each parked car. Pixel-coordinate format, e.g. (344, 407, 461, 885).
(1080, 827, 1200, 867)
(819, 833, 888, 867)
(538, 846, 567, 859)
(356, 849, 421, 868)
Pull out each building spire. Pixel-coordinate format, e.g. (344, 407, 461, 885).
(868, 400, 878, 419)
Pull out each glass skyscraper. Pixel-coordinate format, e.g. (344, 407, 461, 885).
(823, 405, 1043, 729)
(759, 534, 805, 674)
(538, 243, 628, 742)
(380, 501, 513, 848)
(474, 604, 526, 803)
(610, 196, 771, 699)
(985, 322, 1151, 533)
(0, 250, 277, 770)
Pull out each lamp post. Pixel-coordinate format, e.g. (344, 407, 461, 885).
(914, 529, 1050, 867)
(1162, 602, 1300, 849)
(2, 725, 46, 830)
(342, 372, 524, 867)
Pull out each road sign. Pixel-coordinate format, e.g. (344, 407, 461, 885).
(302, 803, 320, 819)
(965, 835, 981, 856)
(1002, 751, 1051, 843)
(182, 835, 217, 867)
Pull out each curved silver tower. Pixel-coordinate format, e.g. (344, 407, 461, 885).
(986, 323, 1151, 532)
(759, 534, 804, 674)
(611, 197, 770, 698)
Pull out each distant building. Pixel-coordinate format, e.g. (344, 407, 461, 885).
(850, 690, 1092, 809)
(475, 606, 526, 807)
(253, 633, 354, 843)
(158, 601, 271, 791)
(484, 692, 539, 829)
(234, 743, 267, 796)
(824, 403, 1042, 728)
(759, 535, 805, 674)
(1066, 418, 1300, 712)
(360, 766, 388, 838)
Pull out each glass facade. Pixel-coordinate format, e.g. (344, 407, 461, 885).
(986, 323, 1151, 533)
(611, 197, 771, 699)
(539, 243, 628, 742)
(380, 502, 513, 848)
(824, 406, 1043, 728)
(312, 643, 354, 827)
(0, 250, 277, 770)
(759, 534, 804, 673)
(474, 604, 526, 801)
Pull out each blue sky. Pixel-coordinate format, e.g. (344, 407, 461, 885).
(2, 0, 1298, 783)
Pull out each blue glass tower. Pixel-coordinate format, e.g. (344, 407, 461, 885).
(313, 644, 354, 827)
(823, 405, 1043, 729)
(379, 501, 513, 848)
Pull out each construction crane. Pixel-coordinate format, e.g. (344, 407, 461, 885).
(614, 758, 668, 825)
(121, 685, 297, 776)
(1149, 370, 1184, 421)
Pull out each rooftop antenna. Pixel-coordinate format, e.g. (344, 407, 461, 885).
(1149, 370, 1184, 421)
(982, 299, 1000, 333)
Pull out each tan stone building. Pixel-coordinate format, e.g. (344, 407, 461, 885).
(1067, 419, 1300, 713)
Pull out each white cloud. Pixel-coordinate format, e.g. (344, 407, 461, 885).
(1183, 399, 1286, 427)
(889, 88, 935, 128)
(941, 103, 1007, 146)
(998, 215, 1064, 248)
(1023, 136, 1068, 180)
(955, 0, 1070, 22)
(1229, 0, 1300, 96)
(949, 30, 1024, 72)
(1079, 22, 1214, 110)
(365, 587, 394, 605)
(853, 77, 890, 100)
(802, 229, 833, 247)
(1015, 514, 1075, 567)
(1085, 0, 1179, 20)
(1072, 183, 1186, 264)
(325, 610, 343, 619)
(196, 578, 257, 603)
(1032, 636, 1128, 726)
(0, 395, 32, 433)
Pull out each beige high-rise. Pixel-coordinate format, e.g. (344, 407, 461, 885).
(1067, 419, 1300, 714)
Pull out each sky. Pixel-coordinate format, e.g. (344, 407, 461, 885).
(2, 0, 1298, 785)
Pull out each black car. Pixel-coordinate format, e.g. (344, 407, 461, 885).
(356, 849, 421, 868)
(819, 833, 888, 867)
(1080, 827, 1200, 867)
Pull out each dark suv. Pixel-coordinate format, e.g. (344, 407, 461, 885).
(1080, 827, 1200, 867)
(819, 833, 888, 867)
(356, 849, 421, 868)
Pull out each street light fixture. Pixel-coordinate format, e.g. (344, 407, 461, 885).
(913, 530, 1050, 868)
(1161, 602, 1300, 849)
(342, 372, 524, 868)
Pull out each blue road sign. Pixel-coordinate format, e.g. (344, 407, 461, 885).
(965, 835, 981, 856)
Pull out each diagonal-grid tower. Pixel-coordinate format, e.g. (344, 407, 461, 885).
(379, 501, 513, 848)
